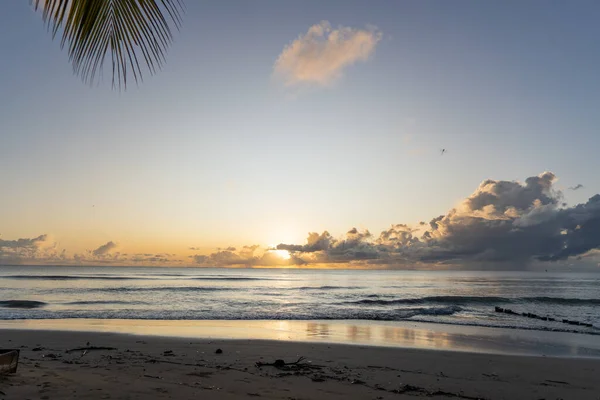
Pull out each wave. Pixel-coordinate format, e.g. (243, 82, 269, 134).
(190, 277, 276, 281)
(1, 274, 297, 282)
(297, 286, 364, 291)
(0, 300, 47, 309)
(64, 300, 150, 305)
(346, 296, 600, 306)
(524, 297, 600, 305)
(88, 286, 237, 293)
(0, 305, 461, 321)
(396, 306, 462, 318)
(2, 275, 152, 281)
(347, 296, 511, 306)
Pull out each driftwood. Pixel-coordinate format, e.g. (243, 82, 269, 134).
(66, 346, 117, 354)
(255, 356, 321, 371)
(256, 356, 305, 367)
(392, 384, 488, 399)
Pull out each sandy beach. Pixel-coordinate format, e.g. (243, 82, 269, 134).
(1, 328, 599, 400)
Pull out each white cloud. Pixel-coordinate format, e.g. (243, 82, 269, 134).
(274, 21, 382, 87)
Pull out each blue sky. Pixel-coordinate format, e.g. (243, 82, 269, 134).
(1, 1, 600, 268)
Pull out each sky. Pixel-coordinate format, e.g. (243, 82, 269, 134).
(1, 1, 600, 269)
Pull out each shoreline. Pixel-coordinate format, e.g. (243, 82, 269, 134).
(1, 329, 600, 399)
(2, 318, 600, 359)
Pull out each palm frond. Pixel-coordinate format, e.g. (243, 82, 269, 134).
(34, 0, 184, 89)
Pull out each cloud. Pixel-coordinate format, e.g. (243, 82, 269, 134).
(0, 234, 49, 250)
(191, 244, 306, 267)
(0, 234, 64, 265)
(0, 235, 177, 267)
(128, 253, 175, 264)
(3, 173, 600, 269)
(274, 21, 382, 87)
(569, 184, 584, 191)
(92, 241, 117, 256)
(268, 172, 600, 269)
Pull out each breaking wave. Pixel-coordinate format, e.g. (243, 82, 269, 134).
(4, 275, 151, 281)
(347, 296, 600, 306)
(0, 300, 47, 309)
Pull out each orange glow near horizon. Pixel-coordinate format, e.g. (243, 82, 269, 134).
(271, 249, 291, 260)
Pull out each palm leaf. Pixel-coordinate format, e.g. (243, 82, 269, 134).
(34, 0, 184, 89)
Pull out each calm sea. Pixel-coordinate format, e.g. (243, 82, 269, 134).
(0, 266, 598, 335)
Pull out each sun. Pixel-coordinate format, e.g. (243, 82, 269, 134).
(270, 249, 291, 260)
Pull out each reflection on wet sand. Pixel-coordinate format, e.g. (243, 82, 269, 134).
(1, 318, 600, 358)
(306, 323, 330, 337)
(347, 325, 371, 341)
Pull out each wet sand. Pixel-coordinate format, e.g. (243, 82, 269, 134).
(2, 318, 600, 357)
(1, 329, 599, 399)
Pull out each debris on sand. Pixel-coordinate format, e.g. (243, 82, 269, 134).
(256, 356, 322, 371)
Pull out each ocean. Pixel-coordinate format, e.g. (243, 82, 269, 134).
(0, 266, 598, 336)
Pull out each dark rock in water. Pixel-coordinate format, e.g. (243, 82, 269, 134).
(32, 347, 44, 352)
(522, 312, 528, 316)
(163, 350, 174, 356)
(503, 309, 517, 315)
(542, 317, 548, 321)
(273, 359, 285, 368)
(215, 348, 223, 354)
(495, 306, 504, 313)
(563, 319, 570, 324)
(582, 323, 593, 328)
(548, 317, 556, 322)
(568, 321, 580, 325)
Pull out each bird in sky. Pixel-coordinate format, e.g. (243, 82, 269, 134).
(440, 148, 447, 156)
(569, 184, 584, 191)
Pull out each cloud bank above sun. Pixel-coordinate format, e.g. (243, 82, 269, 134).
(2, 172, 600, 270)
(274, 21, 382, 87)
